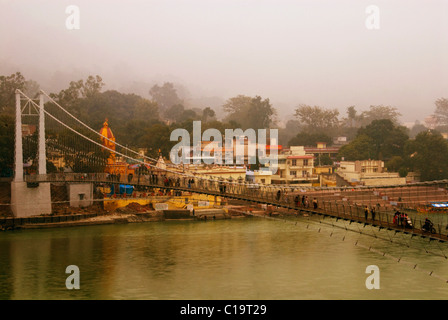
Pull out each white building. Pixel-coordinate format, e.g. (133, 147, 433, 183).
(336, 160, 406, 186)
(271, 146, 317, 185)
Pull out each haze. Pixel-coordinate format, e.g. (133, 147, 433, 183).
(1, 0, 447, 124)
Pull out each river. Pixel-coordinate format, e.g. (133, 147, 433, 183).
(1, 215, 448, 300)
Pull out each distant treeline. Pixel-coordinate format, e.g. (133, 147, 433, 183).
(1, 72, 448, 181)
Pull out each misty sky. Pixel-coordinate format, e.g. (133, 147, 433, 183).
(1, 0, 447, 124)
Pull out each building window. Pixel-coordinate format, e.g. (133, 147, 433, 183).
(303, 159, 308, 166)
(290, 171, 296, 177)
(292, 159, 297, 166)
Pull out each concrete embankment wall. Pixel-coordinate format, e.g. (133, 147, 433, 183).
(0, 208, 232, 230)
(1, 212, 103, 230)
(164, 208, 228, 220)
(193, 208, 228, 220)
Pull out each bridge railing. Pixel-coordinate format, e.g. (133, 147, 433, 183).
(317, 199, 448, 238)
(22, 173, 448, 237)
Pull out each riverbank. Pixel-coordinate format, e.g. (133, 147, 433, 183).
(0, 202, 252, 231)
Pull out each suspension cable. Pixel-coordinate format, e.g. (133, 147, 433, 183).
(40, 89, 183, 168)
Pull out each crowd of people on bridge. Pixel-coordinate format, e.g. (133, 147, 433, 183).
(290, 194, 318, 209)
(364, 205, 376, 221)
(392, 210, 413, 228)
(392, 210, 439, 234)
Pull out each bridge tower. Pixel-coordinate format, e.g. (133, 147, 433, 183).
(11, 90, 52, 217)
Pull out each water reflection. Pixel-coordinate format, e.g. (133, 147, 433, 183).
(1, 218, 448, 299)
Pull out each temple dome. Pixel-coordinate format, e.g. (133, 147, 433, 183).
(100, 119, 115, 141)
(99, 119, 116, 158)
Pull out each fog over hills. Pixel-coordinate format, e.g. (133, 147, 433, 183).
(1, 0, 447, 125)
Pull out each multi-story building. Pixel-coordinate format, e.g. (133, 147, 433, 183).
(180, 136, 282, 168)
(336, 160, 406, 186)
(271, 146, 317, 185)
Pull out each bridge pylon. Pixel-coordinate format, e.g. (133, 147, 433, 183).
(11, 90, 52, 218)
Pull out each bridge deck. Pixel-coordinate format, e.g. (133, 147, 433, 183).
(22, 173, 448, 242)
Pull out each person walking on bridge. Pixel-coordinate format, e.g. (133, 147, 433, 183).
(313, 198, 318, 210)
(393, 210, 399, 225)
(371, 206, 376, 221)
(294, 195, 299, 207)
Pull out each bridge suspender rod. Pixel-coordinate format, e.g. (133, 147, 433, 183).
(245, 208, 448, 284)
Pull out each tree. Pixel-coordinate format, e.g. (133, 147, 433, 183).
(121, 119, 159, 148)
(163, 104, 200, 123)
(49, 83, 163, 154)
(82, 75, 104, 98)
(433, 98, 448, 126)
(294, 105, 340, 134)
(385, 155, 405, 172)
(278, 119, 302, 147)
(164, 104, 185, 122)
(409, 121, 428, 139)
(337, 134, 376, 161)
(288, 132, 332, 147)
(223, 95, 252, 115)
(404, 130, 448, 181)
(223, 95, 276, 129)
(0, 72, 26, 114)
(201, 119, 240, 136)
(134, 98, 159, 122)
(341, 105, 402, 128)
(222, 95, 252, 128)
(202, 107, 216, 123)
(0, 73, 40, 176)
(0, 114, 14, 176)
(356, 119, 408, 160)
(149, 82, 182, 114)
(142, 123, 175, 158)
(23, 80, 40, 99)
(344, 106, 359, 128)
(49, 79, 84, 115)
(247, 96, 276, 129)
(358, 105, 401, 126)
(181, 109, 199, 121)
(317, 154, 333, 166)
(50, 75, 105, 118)
(74, 90, 141, 131)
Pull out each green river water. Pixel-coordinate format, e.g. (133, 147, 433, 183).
(1, 215, 448, 300)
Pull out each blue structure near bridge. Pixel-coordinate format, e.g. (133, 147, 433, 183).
(108, 184, 134, 196)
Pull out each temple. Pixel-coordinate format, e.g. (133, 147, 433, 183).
(99, 118, 116, 163)
(99, 119, 135, 177)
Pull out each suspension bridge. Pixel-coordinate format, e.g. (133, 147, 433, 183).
(4, 88, 448, 246)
